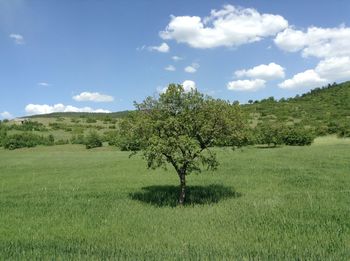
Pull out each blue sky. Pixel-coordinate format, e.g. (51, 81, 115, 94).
(1, 0, 350, 118)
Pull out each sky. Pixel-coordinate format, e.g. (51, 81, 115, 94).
(1, 0, 350, 118)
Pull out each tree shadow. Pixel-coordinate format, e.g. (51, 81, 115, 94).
(129, 184, 241, 207)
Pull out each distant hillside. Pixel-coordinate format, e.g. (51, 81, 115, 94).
(242, 81, 350, 135)
(21, 81, 350, 136)
(25, 110, 130, 119)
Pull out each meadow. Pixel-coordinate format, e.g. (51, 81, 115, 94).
(0, 136, 349, 259)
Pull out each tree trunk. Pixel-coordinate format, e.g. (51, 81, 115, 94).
(178, 173, 186, 205)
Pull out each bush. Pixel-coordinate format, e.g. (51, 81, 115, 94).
(0, 127, 7, 147)
(9, 121, 48, 131)
(337, 124, 350, 138)
(3, 133, 54, 150)
(70, 118, 80, 123)
(84, 131, 102, 149)
(70, 134, 85, 144)
(46, 134, 55, 146)
(256, 121, 285, 147)
(103, 130, 119, 145)
(86, 118, 97, 124)
(282, 127, 315, 146)
(55, 139, 69, 145)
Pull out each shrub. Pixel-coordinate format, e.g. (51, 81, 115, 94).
(46, 134, 55, 146)
(9, 121, 48, 131)
(86, 118, 97, 124)
(103, 130, 119, 145)
(55, 139, 69, 145)
(3, 133, 54, 150)
(337, 124, 350, 138)
(256, 121, 285, 147)
(71, 118, 80, 123)
(70, 134, 85, 144)
(84, 131, 103, 149)
(49, 122, 64, 130)
(282, 127, 315, 146)
(0, 128, 7, 147)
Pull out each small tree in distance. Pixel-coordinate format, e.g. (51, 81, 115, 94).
(119, 84, 247, 205)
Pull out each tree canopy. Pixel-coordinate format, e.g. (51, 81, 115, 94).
(118, 84, 248, 205)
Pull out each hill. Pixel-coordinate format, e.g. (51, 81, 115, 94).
(10, 81, 350, 139)
(25, 110, 130, 119)
(242, 81, 350, 136)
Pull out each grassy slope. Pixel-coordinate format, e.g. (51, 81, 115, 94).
(242, 81, 350, 127)
(1, 137, 350, 259)
(25, 111, 130, 119)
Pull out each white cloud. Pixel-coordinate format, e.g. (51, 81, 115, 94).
(38, 82, 50, 87)
(9, 33, 24, 44)
(172, 56, 183, 61)
(274, 26, 350, 58)
(73, 92, 114, 102)
(315, 56, 350, 82)
(160, 5, 288, 49)
(182, 80, 196, 92)
(278, 70, 327, 89)
(275, 24, 350, 89)
(165, 65, 176, 71)
(158, 80, 197, 94)
(184, 63, 199, 73)
(149, 42, 170, 53)
(279, 56, 350, 89)
(25, 104, 110, 115)
(0, 111, 13, 119)
(227, 79, 266, 91)
(235, 62, 285, 80)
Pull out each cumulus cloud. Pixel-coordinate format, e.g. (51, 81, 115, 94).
(235, 62, 285, 80)
(274, 26, 350, 58)
(172, 56, 183, 61)
(160, 5, 288, 49)
(315, 56, 350, 82)
(25, 104, 110, 115)
(0, 111, 13, 119)
(279, 56, 350, 89)
(227, 79, 266, 91)
(184, 63, 199, 73)
(165, 65, 176, 71)
(278, 70, 326, 89)
(149, 42, 170, 53)
(73, 92, 114, 102)
(158, 80, 197, 94)
(9, 33, 24, 44)
(275, 24, 350, 89)
(182, 80, 196, 92)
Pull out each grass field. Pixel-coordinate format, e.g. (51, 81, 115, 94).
(0, 136, 349, 259)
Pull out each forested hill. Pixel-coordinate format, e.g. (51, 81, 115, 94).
(242, 81, 350, 135)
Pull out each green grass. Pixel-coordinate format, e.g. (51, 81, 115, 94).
(0, 139, 350, 259)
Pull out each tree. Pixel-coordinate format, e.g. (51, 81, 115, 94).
(282, 126, 315, 146)
(119, 84, 247, 205)
(256, 121, 284, 147)
(84, 131, 103, 149)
